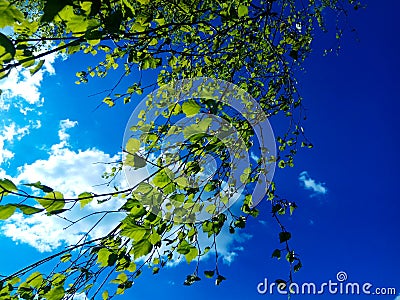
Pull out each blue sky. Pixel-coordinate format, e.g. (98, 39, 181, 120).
(0, 1, 399, 299)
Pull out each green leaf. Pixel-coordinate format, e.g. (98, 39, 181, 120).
(294, 261, 302, 272)
(238, 5, 248, 17)
(183, 118, 212, 140)
(111, 272, 128, 284)
(30, 60, 45, 76)
(103, 97, 115, 107)
(8, 276, 20, 285)
(289, 49, 299, 60)
(56, 5, 98, 33)
(102, 290, 109, 300)
(182, 100, 201, 117)
(37, 191, 65, 213)
(272, 249, 281, 259)
(78, 192, 93, 208)
(23, 181, 53, 193)
(185, 247, 198, 263)
(205, 204, 216, 215)
(25, 272, 43, 289)
(41, 0, 72, 23)
(44, 286, 65, 300)
(0, 178, 17, 194)
(0, 1, 24, 28)
(279, 231, 291, 243)
(234, 216, 246, 229)
(126, 138, 141, 154)
(125, 199, 147, 217)
(152, 168, 174, 189)
(97, 248, 118, 267)
(17, 282, 33, 299)
(184, 274, 201, 286)
(174, 176, 189, 188)
(121, 217, 148, 241)
(60, 253, 72, 263)
(289, 203, 297, 215)
(215, 274, 226, 286)
(16, 204, 43, 215)
(134, 182, 153, 194)
(124, 153, 146, 169)
(286, 251, 295, 263)
(127, 262, 137, 272)
(0, 34, 15, 63)
(177, 240, 190, 255)
(204, 270, 215, 278)
(131, 239, 153, 259)
(149, 232, 161, 245)
(0, 204, 16, 220)
(51, 273, 66, 286)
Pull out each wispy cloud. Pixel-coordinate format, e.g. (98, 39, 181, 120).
(58, 119, 78, 142)
(0, 52, 56, 166)
(51, 118, 78, 152)
(394, 295, 400, 300)
(0, 121, 37, 164)
(0, 139, 14, 164)
(299, 171, 327, 197)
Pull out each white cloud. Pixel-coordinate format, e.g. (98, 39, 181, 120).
(0, 138, 14, 164)
(2, 122, 31, 142)
(299, 171, 327, 197)
(50, 119, 78, 153)
(395, 295, 400, 300)
(0, 167, 7, 178)
(2, 212, 82, 252)
(15, 146, 121, 197)
(73, 294, 88, 300)
(1, 120, 127, 252)
(216, 231, 252, 265)
(0, 52, 56, 109)
(0, 122, 30, 164)
(58, 119, 78, 142)
(0, 121, 43, 164)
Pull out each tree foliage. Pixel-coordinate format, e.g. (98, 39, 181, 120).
(0, 0, 360, 298)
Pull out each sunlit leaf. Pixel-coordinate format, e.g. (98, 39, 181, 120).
(78, 192, 93, 208)
(23, 181, 53, 193)
(182, 100, 201, 117)
(0, 204, 16, 220)
(37, 191, 65, 213)
(16, 204, 43, 215)
(44, 285, 65, 300)
(238, 5, 248, 17)
(25, 272, 43, 289)
(131, 239, 153, 259)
